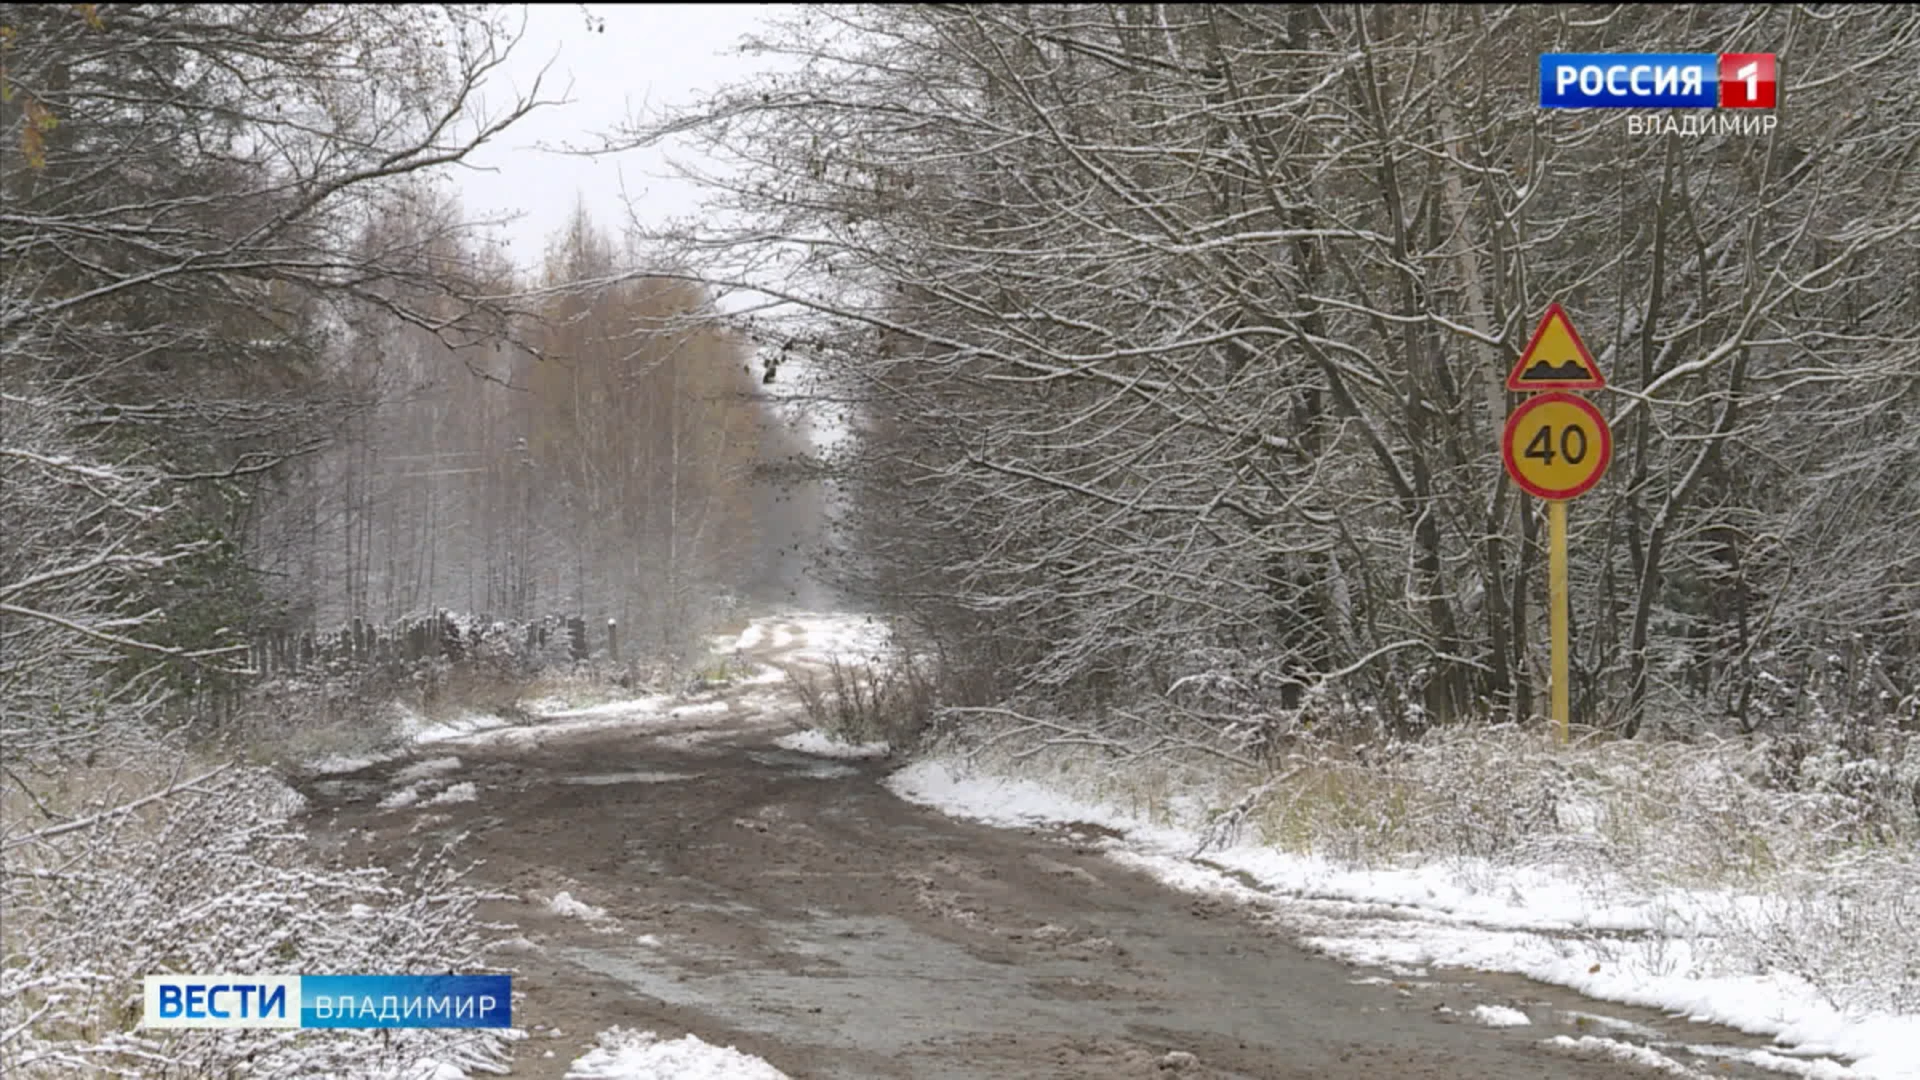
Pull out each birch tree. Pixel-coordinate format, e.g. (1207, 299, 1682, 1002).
(2, 2, 550, 750)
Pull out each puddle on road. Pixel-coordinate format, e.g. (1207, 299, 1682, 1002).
(746, 749, 859, 779)
(556, 912, 1164, 1075)
(555, 900, 1812, 1080)
(562, 770, 702, 786)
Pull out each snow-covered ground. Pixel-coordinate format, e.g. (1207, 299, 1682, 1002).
(711, 612, 892, 670)
(889, 760, 1920, 1080)
(401, 1025, 790, 1080)
(301, 612, 892, 779)
(778, 613, 891, 667)
(547, 891, 610, 922)
(773, 728, 891, 759)
(564, 1026, 788, 1079)
(324, 612, 1920, 1078)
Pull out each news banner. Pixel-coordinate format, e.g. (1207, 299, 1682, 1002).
(1539, 52, 1779, 137)
(143, 974, 511, 1029)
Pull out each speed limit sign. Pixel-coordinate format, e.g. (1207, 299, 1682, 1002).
(1501, 392, 1611, 501)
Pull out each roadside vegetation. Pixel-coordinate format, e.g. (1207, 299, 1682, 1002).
(653, 3, 1919, 1042)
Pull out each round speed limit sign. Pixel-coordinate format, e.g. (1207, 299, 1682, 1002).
(1501, 392, 1612, 500)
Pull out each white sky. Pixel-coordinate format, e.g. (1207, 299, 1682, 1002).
(450, 3, 781, 276)
(446, 4, 843, 457)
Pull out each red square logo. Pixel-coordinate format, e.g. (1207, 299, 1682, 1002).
(1719, 53, 1777, 108)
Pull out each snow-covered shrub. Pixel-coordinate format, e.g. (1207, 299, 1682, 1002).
(1713, 856, 1920, 1016)
(1, 742, 514, 1078)
(794, 654, 936, 752)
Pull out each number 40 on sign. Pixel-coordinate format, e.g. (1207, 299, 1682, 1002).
(1501, 393, 1611, 501)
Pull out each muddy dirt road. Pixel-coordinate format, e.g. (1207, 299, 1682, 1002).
(298, 616, 1789, 1079)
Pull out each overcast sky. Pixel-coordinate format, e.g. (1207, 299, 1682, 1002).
(451, 3, 780, 276)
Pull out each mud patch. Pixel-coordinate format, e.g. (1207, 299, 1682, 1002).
(745, 748, 859, 779)
(307, 777, 385, 801)
(553, 912, 1161, 1063)
(562, 770, 702, 786)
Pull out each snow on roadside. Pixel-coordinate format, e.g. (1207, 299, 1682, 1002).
(774, 729, 891, 759)
(379, 783, 424, 810)
(1687, 1045, 1870, 1080)
(887, 759, 1920, 1080)
(425, 781, 478, 806)
(395, 756, 463, 782)
(564, 1027, 788, 1079)
(711, 622, 765, 653)
(546, 891, 608, 922)
(394, 704, 513, 745)
(1471, 1004, 1533, 1028)
(528, 695, 674, 721)
(306, 753, 379, 775)
(782, 613, 891, 666)
(1544, 1035, 1700, 1075)
(397, 1060, 471, 1080)
(446, 695, 700, 749)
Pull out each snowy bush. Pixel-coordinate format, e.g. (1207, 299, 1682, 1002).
(794, 654, 937, 752)
(1, 742, 515, 1078)
(1712, 857, 1920, 1016)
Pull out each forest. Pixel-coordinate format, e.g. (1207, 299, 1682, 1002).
(626, 4, 1918, 743)
(2, 3, 1917, 1075)
(0, 5, 805, 1073)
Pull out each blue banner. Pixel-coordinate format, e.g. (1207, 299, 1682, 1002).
(299, 974, 512, 1029)
(1539, 54, 1718, 108)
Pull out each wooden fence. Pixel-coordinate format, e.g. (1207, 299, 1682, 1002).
(246, 612, 622, 678)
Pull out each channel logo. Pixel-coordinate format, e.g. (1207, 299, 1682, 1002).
(142, 974, 511, 1029)
(1539, 53, 1777, 109)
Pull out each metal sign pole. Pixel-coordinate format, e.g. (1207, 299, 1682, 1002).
(1549, 500, 1570, 744)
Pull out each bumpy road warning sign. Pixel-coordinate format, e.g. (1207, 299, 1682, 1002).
(1507, 303, 1605, 391)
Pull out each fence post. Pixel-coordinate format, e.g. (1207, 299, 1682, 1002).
(442, 613, 463, 661)
(567, 616, 587, 662)
(607, 618, 619, 663)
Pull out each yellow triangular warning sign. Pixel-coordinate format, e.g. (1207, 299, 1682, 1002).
(1507, 303, 1605, 391)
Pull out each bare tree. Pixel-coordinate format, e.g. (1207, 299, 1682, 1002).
(613, 3, 1920, 741)
(2, 2, 557, 749)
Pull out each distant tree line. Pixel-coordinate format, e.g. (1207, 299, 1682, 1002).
(249, 201, 804, 654)
(1, 2, 805, 761)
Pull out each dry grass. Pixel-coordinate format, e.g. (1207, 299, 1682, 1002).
(938, 712, 1920, 1012)
(793, 654, 938, 751)
(956, 718, 1918, 876)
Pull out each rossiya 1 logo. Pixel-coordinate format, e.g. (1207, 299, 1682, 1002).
(1538, 53, 1778, 137)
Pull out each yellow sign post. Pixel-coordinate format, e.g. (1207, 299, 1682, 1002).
(1550, 500, 1570, 744)
(1502, 306, 1611, 744)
